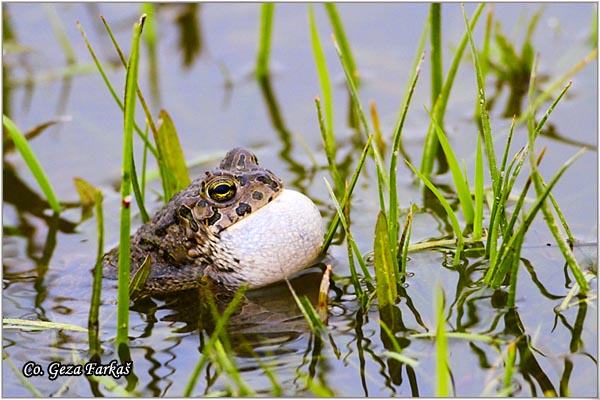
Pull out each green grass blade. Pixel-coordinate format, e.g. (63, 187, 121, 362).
(156, 110, 191, 197)
(116, 14, 145, 348)
(99, 15, 175, 202)
(321, 135, 373, 255)
(374, 211, 399, 309)
(3, 115, 61, 214)
(76, 21, 158, 158)
(461, 4, 499, 191)
(256, 3, 275, 79)
(315, 98, 343, 193)
(331, 32, 388, 216)
(398, 206, 414, 277)
(405, 160, 463, 264)
(526, 48, 597, 124)
(389, 50, 425, 263)
(506, 235, 523, 308)
(323, 177, 373, 283)
(324, 4, 358, 85)
(128, 155, 150, 223)
(486, 147, 536, 284)
(310, 6, 343, 195)
(430, 3, 443, 112)
(427, 107, 475, 225)
(421, 4, 485, 177)
(486, 123, 520, 261)
(309, 6, 333, 139)
(473, 133, 484, 239)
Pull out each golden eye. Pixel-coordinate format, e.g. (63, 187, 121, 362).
(207, 178, 237, 202)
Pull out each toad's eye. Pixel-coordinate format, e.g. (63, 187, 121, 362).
(207, 178, 237, 202)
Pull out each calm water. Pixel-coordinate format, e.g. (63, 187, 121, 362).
(3, 3, 597, 396)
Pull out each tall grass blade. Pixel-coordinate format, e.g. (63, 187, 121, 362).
(315, 98, 343, 193)
(3, 115, 61, 214)
(77, 21, 158, 158)
(421, 4, 485, 177)
(427, 107, 475, 225)
(430, 3, 443, 116)
(309, 6, 333, 139)
(461, 4, 499, 190)
(324, 4, 358, 85)
(485, 120, 519, 261)
(141, 3, 160, 105)
(256, 3, 275, 79)
(506, 235, 523, 308)
(310, 5, 342, 193)
(332, 33, 388, 213)
(321, 135, 372, 255)
(473, 133, 484, 239)
(331, 34, 369, 135)
(116, 14, 146, 348)
(389, 50, 425, 263)
(486, 147, 539, 283)
(99, 15, 176, 203)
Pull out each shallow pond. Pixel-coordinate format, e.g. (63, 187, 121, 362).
(3, 3, 598, 396)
